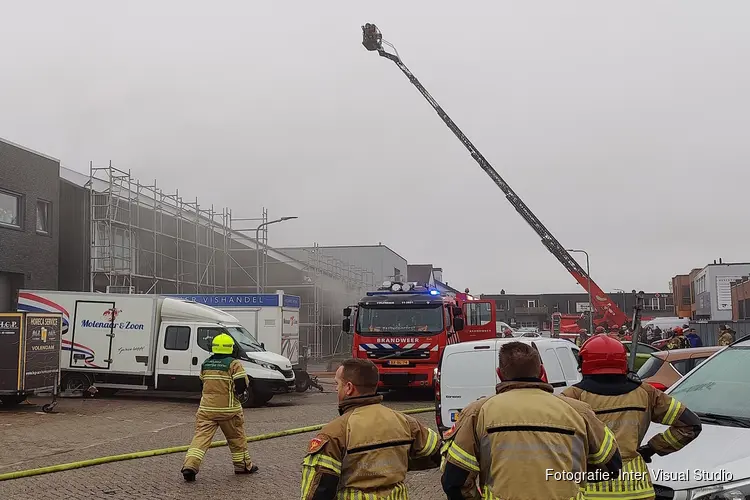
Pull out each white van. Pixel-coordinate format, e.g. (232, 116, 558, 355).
(435, 337, 582, 432)
(642, 316, 689, 332)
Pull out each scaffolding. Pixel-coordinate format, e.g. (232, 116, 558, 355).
(89, 162, 232, 295)
(87, 163, 376, 359)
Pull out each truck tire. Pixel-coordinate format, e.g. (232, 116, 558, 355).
(62, 373, 92, 397)
(295, 371, 311, 393)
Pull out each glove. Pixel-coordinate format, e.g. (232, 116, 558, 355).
(637, 444, 655, 463)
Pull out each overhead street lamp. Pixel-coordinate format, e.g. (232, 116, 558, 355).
(566, 249, 593, 335)
(255, 216, 298, 293)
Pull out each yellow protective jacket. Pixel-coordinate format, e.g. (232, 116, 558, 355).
(718, 331, 734, 346)
(441, 379, 622, 500)
(300, 394, 442, 500)
(198, 354, 248, 416)
(562, 375, 702, 500)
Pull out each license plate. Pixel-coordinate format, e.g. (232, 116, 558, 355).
(387, 359, 409, 366)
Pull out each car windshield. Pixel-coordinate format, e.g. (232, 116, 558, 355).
(226, 326, 264, 352)
(669, 345, 750, 421)
(637, 355, 664, 379)
(356, 305, 444, 335)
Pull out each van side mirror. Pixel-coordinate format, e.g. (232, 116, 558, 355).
(343, 307, 352, 317)
(342, 317, 351, 333)
(453, 317, 464, 331)
(452, 306, 462, 316)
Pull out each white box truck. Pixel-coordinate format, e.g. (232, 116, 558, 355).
(17, 290, 295, 407)
(169, 292, 316, 391)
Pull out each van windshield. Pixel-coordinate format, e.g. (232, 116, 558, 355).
(356, 305, 444, 335)
(227, 326, 264, 352)
(669, 344, 750, 425)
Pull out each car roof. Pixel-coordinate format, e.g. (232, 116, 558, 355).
(653, 346, 723, 361)
(445, 337, 574, 353)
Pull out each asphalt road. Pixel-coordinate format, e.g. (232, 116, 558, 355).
(0, 390, 445, 499)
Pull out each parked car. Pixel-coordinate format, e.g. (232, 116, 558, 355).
(643, 336, 750, 499)
(620, 341, 660, 371)
(434, 337, 581, 432)
(637, 346, 723, 391)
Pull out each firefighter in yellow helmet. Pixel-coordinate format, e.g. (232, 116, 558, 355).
(300, 358, 441, 499)
(562, 335, 702, 500)
(181, 333, 258, 481)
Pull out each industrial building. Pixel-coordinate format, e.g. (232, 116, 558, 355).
(1, 137, 389, 360)
(481, 291, 674, 331)
(0, 138, 60, 310)
(672, 260, 750, 321)
(277, 244, 405, 285)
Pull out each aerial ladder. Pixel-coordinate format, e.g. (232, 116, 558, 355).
(361, 23, 630, 330)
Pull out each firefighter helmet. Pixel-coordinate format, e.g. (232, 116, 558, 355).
(579, 334, 628, 375)
(595, 326, 606, 334)
(673, 327, 684, 335)
(211, 333, 235, 354)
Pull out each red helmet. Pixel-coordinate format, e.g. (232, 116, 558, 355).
(595, 326, 606, 334)
(580, 334, 628, 375)
(674, 327, 683, 335)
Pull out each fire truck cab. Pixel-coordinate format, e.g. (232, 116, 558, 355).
(342, 281, 496, 390)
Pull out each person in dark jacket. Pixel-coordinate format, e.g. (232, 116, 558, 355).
(685, 328, 703, 348)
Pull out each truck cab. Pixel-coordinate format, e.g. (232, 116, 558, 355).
(155, 300, 295, 406)
(343, 281, 466, 390)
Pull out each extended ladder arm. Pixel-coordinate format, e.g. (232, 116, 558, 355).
(362, 23, 629, 329)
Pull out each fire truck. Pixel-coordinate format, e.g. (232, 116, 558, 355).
(342, 281, 496, 389)
(361, 24, 631, 332)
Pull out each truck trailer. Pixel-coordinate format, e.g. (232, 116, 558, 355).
(17, 290, 295, 407)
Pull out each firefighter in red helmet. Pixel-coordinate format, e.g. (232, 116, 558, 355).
(561, 335, 702, 500)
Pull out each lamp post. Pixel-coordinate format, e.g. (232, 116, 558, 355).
(567, 249, 592, 335)
(255, 216, 298, 293)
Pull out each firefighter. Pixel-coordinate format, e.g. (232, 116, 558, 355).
(595, 325, 606, 335)
(576, 329, 589, 347)
(666, 327, 689, 350)
(181, 333, 257, 481)
(441, 341, 622, 500)
(300, 358, 441, 499)
(562, 335, 702, 499)
(718, 326, 735, 346)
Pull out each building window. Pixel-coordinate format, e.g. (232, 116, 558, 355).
(92, 222, 137, 273)
(496, 300, 508, 311)
(651, 297, 659, 310)
(36, 200, 50, 234)
(519, 321, 539, 329)
(681, 285, 691, 306)
(164, 326, 191, 351)
(527, 299, 537, 307)
(0, 190, 22, 228)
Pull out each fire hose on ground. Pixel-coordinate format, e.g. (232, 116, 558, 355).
(0, 407, 435, 482)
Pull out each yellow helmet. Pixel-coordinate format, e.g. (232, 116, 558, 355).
(211, 333, 235, 355)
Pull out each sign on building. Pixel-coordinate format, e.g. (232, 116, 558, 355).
(575, 302, 591, 313)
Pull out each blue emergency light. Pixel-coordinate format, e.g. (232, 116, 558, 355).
(366, 281, 440, 296)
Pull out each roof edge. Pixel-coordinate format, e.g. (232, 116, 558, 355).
(1, 136, 60, 163)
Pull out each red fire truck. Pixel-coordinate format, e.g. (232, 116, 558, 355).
(342, 281, 496, 390)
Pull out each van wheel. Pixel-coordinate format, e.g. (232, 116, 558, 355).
(239, 388, 255, 408)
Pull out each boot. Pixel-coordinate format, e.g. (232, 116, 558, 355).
(182, 468, 197, 482)
(235, 464, 259, 475)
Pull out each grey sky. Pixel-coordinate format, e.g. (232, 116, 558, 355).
(2, 1, 749, 294)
